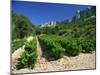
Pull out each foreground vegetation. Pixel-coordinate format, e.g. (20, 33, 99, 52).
(17, 38, 38, 69)
(39, 35, 95, 60)
(12, 38, 27, 53)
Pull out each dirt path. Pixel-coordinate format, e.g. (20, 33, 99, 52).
(12, 45, 25, 71)
(12, 37, 96, 74)
(36, 36, 42, 60)
(33, 36, 48, 72)
(13, 53, 95, 74)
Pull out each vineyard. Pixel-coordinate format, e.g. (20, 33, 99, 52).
(12, 34, 96, 73)
(11, 2, 96, 74)
(39, 35, 95, 59)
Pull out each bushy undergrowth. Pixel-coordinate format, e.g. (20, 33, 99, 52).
(51, 44, 65, 59)
(39, 35, 65, 60)
(12, 38, 27, 53)
(60, 38, 81, 56)
(39, 35, 96, 59)
(78, 37, 96, 53)
(18, 38, 37, 69)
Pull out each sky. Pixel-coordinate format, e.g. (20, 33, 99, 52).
(12, 1, 93, 25)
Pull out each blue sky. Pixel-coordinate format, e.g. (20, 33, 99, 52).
(12, 1, 93, 25)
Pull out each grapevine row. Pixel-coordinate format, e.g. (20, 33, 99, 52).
(18, 37, 38, 69)
(39, 35, 96, 60)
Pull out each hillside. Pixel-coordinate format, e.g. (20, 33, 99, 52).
(12, 11, 36, 40)
(35, 7, 96, 42)
(12, 6, 96, 40)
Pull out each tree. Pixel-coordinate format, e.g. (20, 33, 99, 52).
(12, 11, 36, 40)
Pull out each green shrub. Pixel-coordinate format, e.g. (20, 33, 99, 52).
(51, 44, 65, 59)
(39, 35, 65, 60)
(18, 38, 37, 69)
(60, 38, 81, 56)
(66, 43, 81, 56)
(78, 37, 96, 53)
(12, 38, 27, 53)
